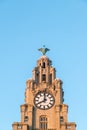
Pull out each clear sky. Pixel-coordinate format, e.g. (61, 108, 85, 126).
(0, 0, 87, 130)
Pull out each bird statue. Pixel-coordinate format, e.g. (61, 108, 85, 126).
(38, 45, 50, 55)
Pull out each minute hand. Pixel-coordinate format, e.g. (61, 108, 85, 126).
(36, 100, 44, 105)
(44, 91, 47, 102)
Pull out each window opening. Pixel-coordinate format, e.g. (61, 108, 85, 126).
(49, 74, 52, 84)
(24, 116, 28, 122)
(42, 74, 46, 82)
(42, 62, 45, 68)
(60, 116, 64, 123)
(17, 125, 22, 129)
(36, 71, 39, 83)
(39, 116, 48, 129)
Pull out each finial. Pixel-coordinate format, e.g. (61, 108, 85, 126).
(38, 45, 50, 55)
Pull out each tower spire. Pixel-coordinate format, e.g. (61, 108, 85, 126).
(38, 45, 50, 55)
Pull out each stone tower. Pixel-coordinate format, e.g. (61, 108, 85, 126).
(12, 47, 76, 130)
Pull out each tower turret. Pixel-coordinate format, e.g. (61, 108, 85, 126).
(12, 47, 76, 130)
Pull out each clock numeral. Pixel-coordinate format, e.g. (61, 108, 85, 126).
(37, 104, 41, 107)
(50, 99, 54, 101)
(35, 101, 39, 104)
(50, 97, 53, 100)
(40, 105, 44, 109)
(48, 95, 51, 98)
(35, 99, 39, 101)
(49, 102, 53, 105)
(48, 104, 51, 107)
(41, 93, 44, 96)
(47, 105, 49, 108)
(44, 105, 48, 109)
(35, 97, 39, 100)
(44, 106, 45, 109)
(37, 95, 40, 98)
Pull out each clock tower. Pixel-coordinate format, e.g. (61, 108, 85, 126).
(12, 47, 76, 130)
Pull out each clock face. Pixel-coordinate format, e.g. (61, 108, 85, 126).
(34, 91, 55, 110)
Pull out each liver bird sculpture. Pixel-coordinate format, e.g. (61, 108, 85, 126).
(38, 45, 50, 55)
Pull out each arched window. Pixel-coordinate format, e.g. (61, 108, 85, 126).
(39, 115, 48, 129)
(42, 62, 45, 68)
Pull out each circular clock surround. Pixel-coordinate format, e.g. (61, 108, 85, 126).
(34, 91, 55, 110)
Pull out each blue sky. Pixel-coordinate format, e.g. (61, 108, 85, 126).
(0, 0, 87, 130)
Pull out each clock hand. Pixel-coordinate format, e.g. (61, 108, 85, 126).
(36, 100, 44, 105)
(44, 91, 45, 100)
(44, 90, 47, 102)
